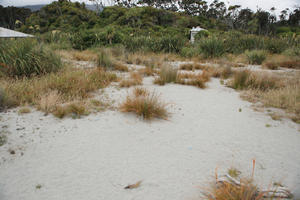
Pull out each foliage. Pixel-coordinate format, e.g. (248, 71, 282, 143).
(0, 39, 62, 77)
(245, 50, 266, 64)
(198, 37, 225, 58)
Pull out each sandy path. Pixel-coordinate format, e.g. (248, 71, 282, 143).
(0, 78, 299, 200)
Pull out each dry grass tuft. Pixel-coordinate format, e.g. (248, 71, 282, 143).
(138, 66, 157, 76)
(53, 102, 87, 119)
(228, 70, 281, 91)
(177, 70, 211, 89)
(179, 63, 208, 71)
(154, 65, 178, 85)
(119, 72, 143, 88)
(18, 107, 31, 114)
(134, 87, 149, 97)
(209, 66, 233, 79)
(37, 90, 61, 113)
(203, 177, 264, 200)
(114, 63, 129, 72)
(1, 67, 117, 117)
(58, 50, 97, 61)
(120, 88, 168, 120)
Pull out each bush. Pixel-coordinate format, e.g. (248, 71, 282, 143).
(0, 39, 62, 77)
(120, 88, 168, 120)
(265, 38, 287, 54)
(245, 50, 266, 65)
(199, 37, 225, 58)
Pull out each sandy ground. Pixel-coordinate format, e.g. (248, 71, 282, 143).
(0, 73, 300, 200)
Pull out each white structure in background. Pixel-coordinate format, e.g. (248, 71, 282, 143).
(0, 27, 34, 38)
(190, 26, 206, 44)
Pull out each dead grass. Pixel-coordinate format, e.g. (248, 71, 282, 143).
(53, 102, 87, 119)
(114, 63, 129, 72)
(119, 72, 143, 88)
(58, 50, 97, 61)
(177, 71, 211, 89)
(263, 54, 300, 70)
(18, 107, 31, 114)
(203, 177, 264, 200)
(179, 63, 208, 71)
(154, 65, 178, 85)
(120, 88, 168, 120)
(138, 66, 157, 76)
(1, 67, 117, 117)
(208, 66, 233, 79)
(228, 70, 282, 91)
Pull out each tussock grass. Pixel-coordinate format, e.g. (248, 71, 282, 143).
(245, 50, 267, 65)
(177, 71, 211, 88)
(1, 67, 117, 117)
(138, 66, 157, 76)
(203, 177, 264, 200)
(263, 54, 300, 70)
(179, 63, 209, 71)
(97, 50, 114, 69)
(54, 102, 87, 119)
(119, 72, 143, 87)
(18, 107, 31, 114)
(58, 50, 98, 61)
(228, 70, 281, 91)
(120, 88, 168, 120)
(113, 63, 129, 72)
(209, 66, 232, 79)
(0, 39, 62, 77)
(154, 65, 178, 85)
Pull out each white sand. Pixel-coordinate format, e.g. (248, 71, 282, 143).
(0, 77, 299, 200)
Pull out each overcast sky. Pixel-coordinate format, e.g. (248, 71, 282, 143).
(1, 0, 300, 14)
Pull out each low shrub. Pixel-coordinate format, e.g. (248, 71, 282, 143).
(245, 50, 266, 65)
(120, 88, 168, 120)
(199, 37, 225, 58)
(0, 39, 62, 77)
(265, 38, 287, 54)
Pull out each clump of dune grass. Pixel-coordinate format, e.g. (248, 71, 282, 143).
(245, 50, 267, 65)
(119, 72, 143, 87)
(18, 107, 31, 114)
(228, 70, 280, 91)
(203, 177, 264, 200)
(180, 63, 208, 71)
(114, 63, 129, 72)
(227, 167, 241, 178)
(0, 39, 61, 77)
(120, 88, 168, 120)
(1, 67, 117, 117)
(58, 50, 98, 61)
(209, 66, 232, 79)
(138, 66, 156, 76)
(255, 84, 300, 122)
(154, 65, 178, 85)
(97, 50, 114, 69)
(177, 71, 211, 89)
(54, 102, 88, 119)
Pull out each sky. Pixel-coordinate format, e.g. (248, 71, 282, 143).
(1, 0, 300, 14)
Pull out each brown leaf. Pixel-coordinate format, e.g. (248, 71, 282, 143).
(124, 180, 142, 189)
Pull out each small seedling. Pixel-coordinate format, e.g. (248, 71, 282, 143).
(227, 167, 241, 178)
(36, 184, 42, 189)
(265, 124, 271, 128)
(239, 108, 242, 112)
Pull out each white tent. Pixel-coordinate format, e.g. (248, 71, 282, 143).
(0, 27, 34, 38)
